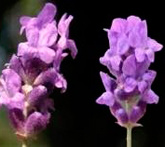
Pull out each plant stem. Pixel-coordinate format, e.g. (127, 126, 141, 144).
(22, 142, 27, 147)
(126, 126, 132, 147)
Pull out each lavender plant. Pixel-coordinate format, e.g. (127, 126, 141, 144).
(96, 16, 163, 147)
(0, 3, 77, 147)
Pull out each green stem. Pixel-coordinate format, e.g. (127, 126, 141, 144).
(126, 126, 132, 147)
(22, 142, 27, 147)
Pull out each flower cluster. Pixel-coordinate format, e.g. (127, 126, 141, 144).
(0, 3, 77, 139)
(96, 16, 162, 127)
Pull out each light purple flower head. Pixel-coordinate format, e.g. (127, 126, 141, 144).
(97, 16, 162, 127)
(0, 3, 77, 139)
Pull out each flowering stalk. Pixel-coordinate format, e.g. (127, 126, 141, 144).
(0, 3, 77, 146)
(22, 141, 27, 147)
(126, 125, 132, 147)
(96, 16, 162, 146)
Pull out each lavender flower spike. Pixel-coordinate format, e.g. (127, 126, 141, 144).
(96, 15, 162, 147)
(0, 2, 77, 146)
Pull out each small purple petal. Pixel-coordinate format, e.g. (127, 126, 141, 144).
(19, 16, 32, 34)
(128, 20, 147, 48)
(20, 16, 32, 26)
(28, 85, 47, 106)
(124, 77, 137, 93)
(39, 47, 55, 64)
(100, 71, 116, 92)
(25, 112, 50, 135)
(110, 102, 122, 116)
(117, 34, 129, 55)
(58, 14, 73, 37)
(37, 3, 57, 26)
(138, 81, 148, 93)
(2, 69, 21, 96)
(143, 89, 159, 104)
(55, 73, 67, 92)
(122, 55, 136, 76)
(110, 55, 122, 71)
(146, 48, 155, 62)
(67, 39, 78, 58)
(57, 36, 67, 49)
(108, 31, 119, 48)
(8, 92, 24, 110)
(38, 21, 58, 47)
(26, 21, 39, 47)
(34, 68, 57, 87)
(115, 108, 128, 125)
(127, 16, 141, 32)
(96, 91, 115, 107)
(136, 59, 150, 76)
(147, 38, 163, 52)
(99, 50, 111, 66)
(9, 55, 25, 77)
(110, 18, 127, 33)
(130, 105, 144, 123)
(135, 47, 145, 62)
(9, 108, 24, 131)
(142, 70, 156, 84)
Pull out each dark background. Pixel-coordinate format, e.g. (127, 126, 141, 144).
(0, 0, 165, 147)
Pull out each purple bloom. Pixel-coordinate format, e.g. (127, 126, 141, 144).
(0, 3, 77, 140)
(97, 16, 162, 127)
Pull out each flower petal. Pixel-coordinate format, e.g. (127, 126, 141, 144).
(38, 21, 58, 47)
(9, 55, 25, 77)
(138, 81, 148, 93)
(142, 70, 156, 84)
(130, 105, 145, 123)
(100, 71, 116, 92)
(19, 16, 32, 34)
(39, 47, 55, 64)
(110, 55, 122, 71)
(67, 39, 78, 58)
(37, 3, 57, 26)
(122, 55, 136, 76)
(124, 77, 137, 93)
(146, 48, 155, 62)
(8, 92, 24, 110)
(34, 68, 57, 87)
(110, 18, 127, 33)
(115, 108, 128, 125)
(117, 34, 129, 55)
(143, 89, 159, 104)
(54, 73, 67, 93)
(2, 69, 21, 96)
(127, 16, 141, 32)
(129, 20, 147, 48)
(28, 85, 47, 106)
(26, 21, 39, 47)
(135, 47, 145, 62)
(25, 112, 50, 135)
(147, 38, 163, 52)
(58, 14, 73, 37)
(9, 108, 24, 131)
(96, 91, 115, 107)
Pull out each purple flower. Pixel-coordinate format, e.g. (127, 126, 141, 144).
(97, 16, 162, 127)
(0, 2, 77, 140)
